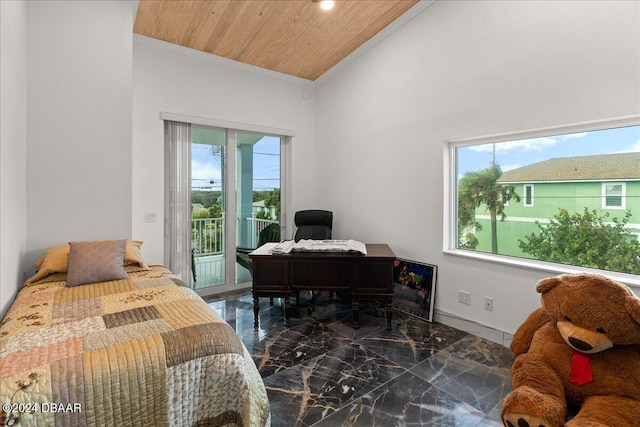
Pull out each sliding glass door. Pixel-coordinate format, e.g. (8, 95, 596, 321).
(236, 133, 281, 284)
(191, 126, 227, 290)
(189, 126, 282, 296)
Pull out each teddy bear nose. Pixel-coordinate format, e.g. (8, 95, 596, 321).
(569, 337, 593, 352)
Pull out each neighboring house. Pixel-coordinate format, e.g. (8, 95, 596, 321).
(252, 200, 278, 220)
(474, 152, 640, 256)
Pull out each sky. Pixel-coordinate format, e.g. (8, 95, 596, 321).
(457, 124, 640, 177)
(191, 136, 281, 192)
(189, 125, 639, 190)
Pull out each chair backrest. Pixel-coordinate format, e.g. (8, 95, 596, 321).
(294, 210, 333, 242)
(258, 223, 281, 247)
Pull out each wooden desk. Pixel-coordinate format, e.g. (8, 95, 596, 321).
(249, 243, 396, 330)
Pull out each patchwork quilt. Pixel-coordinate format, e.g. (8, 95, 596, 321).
(0, 266, 270, 427)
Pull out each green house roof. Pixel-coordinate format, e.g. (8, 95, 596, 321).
(498, 152, 640, 183)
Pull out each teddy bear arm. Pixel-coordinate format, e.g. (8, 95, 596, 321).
(565, 396, 640, 427)
(502, 353, 568, 427)
(510, 307, 551, 356)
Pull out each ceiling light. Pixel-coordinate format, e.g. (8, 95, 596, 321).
(319, 1, 334, 11)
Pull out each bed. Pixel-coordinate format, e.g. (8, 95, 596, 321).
(0, 240, 270, 427)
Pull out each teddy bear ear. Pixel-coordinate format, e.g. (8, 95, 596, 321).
(536, 276, 563, 294)
(626, 294, 640, 326)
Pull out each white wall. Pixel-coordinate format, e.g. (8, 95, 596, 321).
(25, 0, 135, 272)
(0, 0, 28, 317)
(315, 0, 640, 334)
(132, 37, 317, 264)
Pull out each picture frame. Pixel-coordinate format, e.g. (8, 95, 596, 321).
(392, 258, 437, 322)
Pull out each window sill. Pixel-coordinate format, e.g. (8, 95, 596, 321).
(443, 249, 640, 290)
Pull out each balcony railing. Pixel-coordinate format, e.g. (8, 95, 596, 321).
(192, 217, 224, 256)
(243, 217, 280, 248)
(191, 216, 279, 257)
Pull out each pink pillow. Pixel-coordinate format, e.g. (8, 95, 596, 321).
(66, 240, 128, 287)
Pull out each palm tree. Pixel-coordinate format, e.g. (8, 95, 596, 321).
(458, 165, 520, 253)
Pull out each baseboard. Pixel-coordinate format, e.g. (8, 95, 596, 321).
(433, 309, 513, 348)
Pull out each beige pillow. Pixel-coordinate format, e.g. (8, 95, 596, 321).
(27, 244, 72, 286)
(34, 243, 69, 272)
(66, 240, 128, 287)
(125, 240, 150, 270)
(27, 239, 148, 286)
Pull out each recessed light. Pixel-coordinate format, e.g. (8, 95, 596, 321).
(319, 0, 335, 11)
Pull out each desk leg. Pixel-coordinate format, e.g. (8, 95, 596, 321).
(352, 297, 360, 329)
(386, 297, 392, 331)
(253, 295, 260, 331)
(284, 296, 291, 327)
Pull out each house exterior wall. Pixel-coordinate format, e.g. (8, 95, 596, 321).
(475, 180, 640, 256)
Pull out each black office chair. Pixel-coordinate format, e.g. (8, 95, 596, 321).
(293, 210, 334, 306)
(236, 223, 281, 275)
(294, 210, 333, 242)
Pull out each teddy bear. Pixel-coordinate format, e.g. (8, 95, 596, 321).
(501, 273, 640, 427)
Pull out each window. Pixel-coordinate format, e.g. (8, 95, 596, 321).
(523, 184, 534, 207)
(448, 118, 640, 276)
(602, 183, 625, 209)
(500, 193, 510, 207)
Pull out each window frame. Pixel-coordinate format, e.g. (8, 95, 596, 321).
(523, 184, 534, 207)
(161, 111, 294, 297)
(443, 114, 640, 288)
(602, 182, 626, 210)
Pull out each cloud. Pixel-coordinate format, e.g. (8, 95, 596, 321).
(501, 163, 524, 172)
(613, 139, 640, 154)
(191, 159, 220, 188)
(558, 132, 588, 140)
(469, 132, 590, 154)
(470, 136, 558, 153)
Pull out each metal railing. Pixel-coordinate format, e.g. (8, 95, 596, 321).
(245, 217, 279, 248)
(191, 216, 278, 257)
(192, 217, 224, 256)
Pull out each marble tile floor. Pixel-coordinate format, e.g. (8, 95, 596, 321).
(205, 291, 514, 427)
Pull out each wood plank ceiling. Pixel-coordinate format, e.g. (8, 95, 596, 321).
(134, 0, 420, 81)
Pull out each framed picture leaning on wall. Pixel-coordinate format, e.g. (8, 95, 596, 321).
(392, 258, 437, 322)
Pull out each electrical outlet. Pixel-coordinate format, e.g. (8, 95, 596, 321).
(458, 290, 471, 305)
(485, 297, 494, 312)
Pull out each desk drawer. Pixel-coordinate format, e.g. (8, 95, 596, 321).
(253, 259, 288, 291)
(355, 262, 393, 294)
(290, 260, 352, 289)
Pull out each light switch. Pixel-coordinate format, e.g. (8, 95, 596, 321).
(145, 212, 157, 223)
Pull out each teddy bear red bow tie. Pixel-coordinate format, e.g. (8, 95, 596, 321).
(569, 351, 593, 385)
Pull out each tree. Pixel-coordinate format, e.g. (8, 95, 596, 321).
(458, 176, 482, 250)
(191, 190, 220, 209)
(207, 203, 222, 218)
(519, 208, 640, 274)
(263, 188, 281, 220)
(458, 165, 520, 253)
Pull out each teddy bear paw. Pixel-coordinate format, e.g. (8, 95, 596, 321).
(503, 413, 553, 427)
